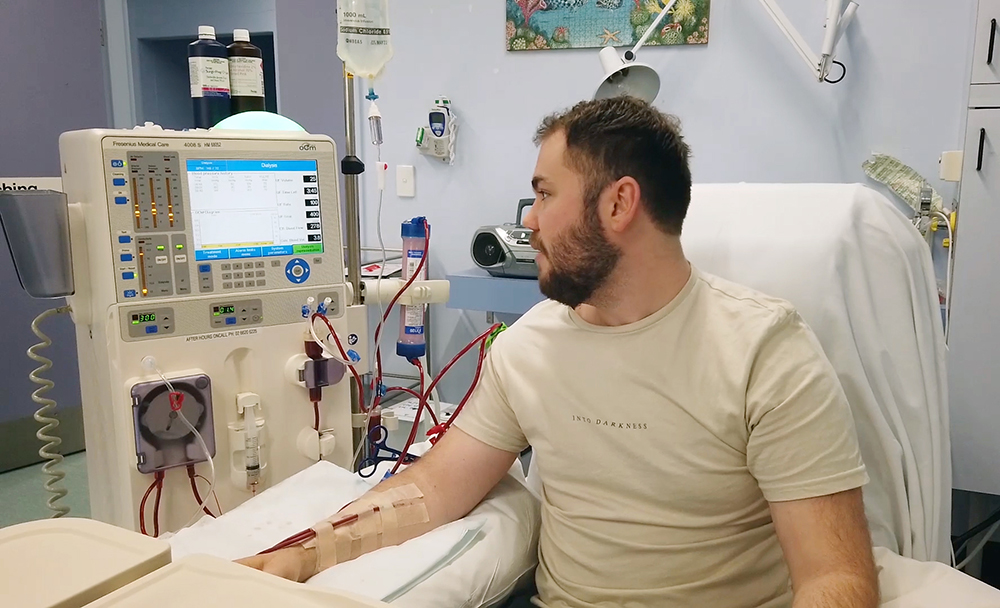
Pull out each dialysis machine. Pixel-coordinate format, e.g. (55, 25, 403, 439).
(50, 125, 366, 532)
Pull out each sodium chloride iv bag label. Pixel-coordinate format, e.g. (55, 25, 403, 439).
(337, 0, 394, 79)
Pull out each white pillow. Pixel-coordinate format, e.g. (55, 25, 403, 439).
(391, 473, 540, 608)
(875, 548, 1000, 607)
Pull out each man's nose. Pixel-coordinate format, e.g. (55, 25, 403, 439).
(522, 205, 539, 230)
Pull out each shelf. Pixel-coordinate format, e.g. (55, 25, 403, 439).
(445, 268, 544, 315)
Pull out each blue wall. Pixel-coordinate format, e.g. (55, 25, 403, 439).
(0, 0, 108, 425)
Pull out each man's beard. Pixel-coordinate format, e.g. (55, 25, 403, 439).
(532, 204, 621, 309)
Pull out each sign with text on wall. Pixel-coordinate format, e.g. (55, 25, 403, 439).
(0, 177, 63, 192)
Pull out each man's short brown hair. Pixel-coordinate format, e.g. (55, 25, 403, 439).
(535, 97, 692, 235)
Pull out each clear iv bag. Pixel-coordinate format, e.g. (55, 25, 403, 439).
(337, 0, 394, 79)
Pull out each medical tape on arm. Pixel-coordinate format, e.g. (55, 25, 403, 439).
(373, 484, 430, 527)
(305, 483, 429, 571)
(305, 520, 338, 572)
(354, 507, 381, 555)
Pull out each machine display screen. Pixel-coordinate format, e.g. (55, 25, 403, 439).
(186, 160, 323, 261)
(132, 312, 156, 324)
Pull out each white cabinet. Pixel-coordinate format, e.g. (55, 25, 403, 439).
(949, 108, 1000, 493)
(972, 0, 1000, 84)
(948, 1, 1000, 493)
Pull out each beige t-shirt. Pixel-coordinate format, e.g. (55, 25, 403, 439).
(454, 267, 869, 608)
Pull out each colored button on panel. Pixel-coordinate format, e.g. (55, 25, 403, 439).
(145, 326, 158, 334)
(114, 196, 128, 205)
(119, 236, 132, 244)
(121, 254, 133, 262)
(230, 247, 262, 259)
(195, 249, 228, 261)
(263, 245, 293, 257)
(112, 178, 127, 187)
(284, 258, 310, 284)
(122, 272, 135, 280)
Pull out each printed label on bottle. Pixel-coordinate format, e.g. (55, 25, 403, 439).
(229, 56, 264, 97)
(404, 305, 424, 331)
(406, 249, 426, 280)
(189, 56, 231, 98)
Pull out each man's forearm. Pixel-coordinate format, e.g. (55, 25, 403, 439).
(290, 431, 512, 578)
(236, 428, 518, 581)
(293, 460, 453, 578)
(792, 573, 879, 608)
(241, 463, 449, 583)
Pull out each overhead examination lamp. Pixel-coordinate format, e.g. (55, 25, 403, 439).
(594, 0, 859, 103)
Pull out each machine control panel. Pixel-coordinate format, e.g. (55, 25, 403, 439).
(103, 142, 341, 305)
(125, 307, 176, 338)
(116, 283, 347, 342)
(210, 298, 263, 328)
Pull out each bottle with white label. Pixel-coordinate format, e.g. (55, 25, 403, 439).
(397, 217, 428, 361)
(188, 25, 231, 128)
(227, 29, 265, 114)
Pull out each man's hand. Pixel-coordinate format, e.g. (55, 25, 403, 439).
(770, 488, 879, 608)
(236, 545, 317, 582)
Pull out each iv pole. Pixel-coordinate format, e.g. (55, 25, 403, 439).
(341, 68, 366, 464)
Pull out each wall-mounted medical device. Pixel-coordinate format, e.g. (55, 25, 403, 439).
(415, 97, 456, 164)
(597, 0, 859, 102)
(16, 125, 369, 533)
(471, 199, 538, 279)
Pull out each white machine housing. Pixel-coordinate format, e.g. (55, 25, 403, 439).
(59, 126, 364, 533)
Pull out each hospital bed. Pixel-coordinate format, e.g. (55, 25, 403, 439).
(5, 183, 1000, 607)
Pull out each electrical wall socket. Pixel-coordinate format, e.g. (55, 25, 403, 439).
(940, 151, 963, 182)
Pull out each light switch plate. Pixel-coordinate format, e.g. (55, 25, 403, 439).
(396, 165, 416, 198)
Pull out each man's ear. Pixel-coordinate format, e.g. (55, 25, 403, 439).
(604, 176, 642, 234)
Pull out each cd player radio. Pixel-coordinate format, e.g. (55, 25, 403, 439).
(471, 199, 538, 279)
